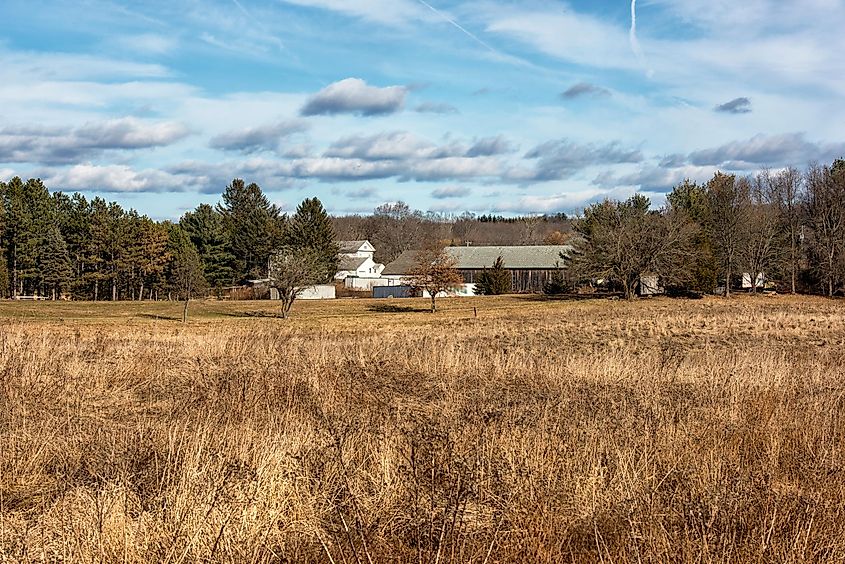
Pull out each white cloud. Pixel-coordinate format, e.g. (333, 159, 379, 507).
(432, 185, 471, 199)
(45, 164, 191, 193)
(210, 120, 308, 153)
(301, 78, 408, 116)
(0, 118, 190, 164)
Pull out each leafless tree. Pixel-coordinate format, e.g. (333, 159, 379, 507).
(804, 161, 845, 296)
(268, 247, 326, 318)
(171, 243, 207, 323)
(767, 168, 804, 293)
(744, 173, 785, 292)
(706, 172, 751, 296)
(408, 245, 464, 312)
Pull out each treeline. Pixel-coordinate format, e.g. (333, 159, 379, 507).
(572, 159, 845, 298)
(3, 158, 844, 301)
(0, 178, 335, 300)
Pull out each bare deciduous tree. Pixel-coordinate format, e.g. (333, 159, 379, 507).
(768, 167, 804, 293)
(268, 247, 326, 318)
(408, 245, 464, 312)
(744, 173, 785, 292)
(804, 161, 845, 296)
(707, 173, 751, 296)
(171, 242, 206, 323)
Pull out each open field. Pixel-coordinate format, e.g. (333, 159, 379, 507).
(2, 295, 845, 562)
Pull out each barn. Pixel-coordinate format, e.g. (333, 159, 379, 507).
(382, 245, 572, 293)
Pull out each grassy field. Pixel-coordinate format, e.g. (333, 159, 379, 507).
(2, 295, 845, 562)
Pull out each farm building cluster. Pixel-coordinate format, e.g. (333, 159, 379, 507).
(233, 240, 769, 301)
(250, 240, 574, 300)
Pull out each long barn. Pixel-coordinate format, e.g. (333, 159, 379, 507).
(383, 245, 572, 293)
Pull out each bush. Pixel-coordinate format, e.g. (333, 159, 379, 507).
(543, 269, 571, 295)
(474, 256, 512, 295)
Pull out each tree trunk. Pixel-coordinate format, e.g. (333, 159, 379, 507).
(140, 281, 145, 301)
(724, 264, 731, 297)
(11, 245, 17, 298)
(430, 294, 436, 313)
(790, 238, 797, 294)
(94, 280, 98, 301)
(182, 298, 189, 323)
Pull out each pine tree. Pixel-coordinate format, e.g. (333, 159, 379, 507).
(217, 179, 284, 281)
(1, 178, 53, 296)
(181, 203, 235, 290)
(0, 183, 7, 298)
(40, 225, 73, 299)
(284, 197, 339, 282)
(474, 255, 512, 295)
(134, 218, 171, 300)
(53, 192, 91, 298)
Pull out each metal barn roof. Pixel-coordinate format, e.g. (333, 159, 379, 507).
(447, 245, 572, 269)
(382, 245, 572, 275)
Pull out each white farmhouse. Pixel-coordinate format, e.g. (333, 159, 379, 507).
(335, 240, 386, 290)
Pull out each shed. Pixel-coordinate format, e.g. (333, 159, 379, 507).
(638, 273, 663, 296)
(270, 285, 336, 300)
(373, 285, 414, 299)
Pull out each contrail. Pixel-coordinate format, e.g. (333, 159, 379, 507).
(231, 0, 286, 50)
(629, 0, 643, 62)
(414, 0, 499, 55)
(629, 0, 653, 77)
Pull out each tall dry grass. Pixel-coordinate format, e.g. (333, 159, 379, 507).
(1, 296, 845, 562)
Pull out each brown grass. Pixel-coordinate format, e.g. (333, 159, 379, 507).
(1, 295, 845, 562)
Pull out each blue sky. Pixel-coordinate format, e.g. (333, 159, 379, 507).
(1, 0, 844, 220)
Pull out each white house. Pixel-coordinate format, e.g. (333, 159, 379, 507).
(335, 241, 386, 288)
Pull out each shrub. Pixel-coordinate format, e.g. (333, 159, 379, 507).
(474, 256, 512, 295)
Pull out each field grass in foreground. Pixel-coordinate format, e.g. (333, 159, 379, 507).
(1, 295, 845, 562)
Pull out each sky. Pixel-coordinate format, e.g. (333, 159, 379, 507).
(1, 0, 844, 220)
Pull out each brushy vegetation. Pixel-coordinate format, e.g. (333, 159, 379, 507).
(2, 295, 845, 562)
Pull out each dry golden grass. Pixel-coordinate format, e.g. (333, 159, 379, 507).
(2, 295, 845, 562)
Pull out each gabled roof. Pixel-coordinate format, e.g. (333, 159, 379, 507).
(382, 251, 420, 276)
(338, 256, 370, 272)
(382, 245, 572, 275)
(338, 240, 374, 254)
(447, 245, 572, 269)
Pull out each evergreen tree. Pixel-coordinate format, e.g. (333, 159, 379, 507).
(217, 179, 284, 281)
(0, 183, 7, 298)
(134, 218, 171, 300)
(1, 178, 53, 296)
(284, 197, 339, 282)
(53, 192, 91, 298)
(40, 225, 73, 299)
(666, 180, 718, 292)
(181, 203, 235, 289)
(474, 255, 512, 295)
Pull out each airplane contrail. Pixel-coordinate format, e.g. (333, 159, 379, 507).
(414, 0, 499, 55)
(629, 0, 653, 77)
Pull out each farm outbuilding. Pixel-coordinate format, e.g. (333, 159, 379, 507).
(382, 245, 572, 293)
